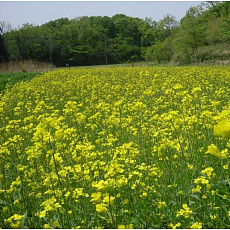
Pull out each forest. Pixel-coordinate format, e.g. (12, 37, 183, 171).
(0, 1, 230, 67)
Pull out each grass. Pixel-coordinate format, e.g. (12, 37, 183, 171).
(0, 60, 54, 73)
(0, 72, 41, 93)
(61, 61, 172, 69)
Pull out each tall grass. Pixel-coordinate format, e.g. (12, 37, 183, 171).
(0, 60, 54, 73)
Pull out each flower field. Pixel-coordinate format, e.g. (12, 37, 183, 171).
(1, 66, 230, 229)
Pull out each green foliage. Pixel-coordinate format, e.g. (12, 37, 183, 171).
(172, 2, 230, 64)
(2, 1, 230, 66)
(146, 38, 173, 63)
(0, 72, 40, 93)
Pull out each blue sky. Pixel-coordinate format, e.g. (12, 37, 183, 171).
(0, 1, 202, 29)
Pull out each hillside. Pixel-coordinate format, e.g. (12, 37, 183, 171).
(0, 1, 230, 67)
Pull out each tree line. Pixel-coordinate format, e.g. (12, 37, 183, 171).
(1, 1, 230, 67)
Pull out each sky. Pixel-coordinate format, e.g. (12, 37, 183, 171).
(0, 1, 203, 29)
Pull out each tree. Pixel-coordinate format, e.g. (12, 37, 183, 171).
(158, 14, 179, 40)
(69, 46, 89, 66)
(0, 21, 11, 63)
(172, 6, 206, 64)
(145, 38, 173, 63)
(206, 17, 222, 44)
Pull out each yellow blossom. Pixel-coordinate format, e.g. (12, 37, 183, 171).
(206, 144, 222, 158)
(53, 220, 60, 228)
(169, 223, 181, 229)
(3, 207, 8, 213)
(44, 224, 52, 229)
(187, 164, 194, 170)
(190, 222, 202, 229)
(201, 167, 214, 177)
(192, 185, 202, 193)
(176, 204, 192, 218)
(96, 203, 107, 213)
(223, 165, 229, 169)
(91, 192, 102, 203)
(214, 119, 230, 138)
(103, 195, 115, 205)
(118, 224, 133, 229)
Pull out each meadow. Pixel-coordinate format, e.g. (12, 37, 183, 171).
(0, 72, 40, 93)
(0, 66, 230, 229)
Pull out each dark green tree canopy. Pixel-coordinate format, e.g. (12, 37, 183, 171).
(1, 2, 230, 66)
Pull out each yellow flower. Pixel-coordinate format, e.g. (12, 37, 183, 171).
(187, 164, 194, 170)
(214, 119, 230, 138)
(194, 176, 209, 185)
(10, 221, 21, 228)
(126, 224, 133, 229)
(55, 129, 64, 140)
(91, 192, 101, 203)
(176, 204, 192, 218)
(3, 206, 8, 213)
(223, 165, 229, 169)
(118, 224, 133, 229)
(9, 214, 25, 221)
(206, 144, 222, 158)
(96, 203, 107, 213)
(190, 222, 202, 229)
(7, 214, 25, 228)
(93, 180, 107, 191)
(14, 199, 19, 204)
(103, 195, 115, 205)
(201, 167, 214, 177)
(140, 192, 147, 197)
(169, 223, 181, 229)
(39, 210, 47, 218)
(53, 220, 60, 228)
(44, 224, 52, 229)
(192, 185, 202, 193)
(210, 214, 216, 220)
(156, 201, 167, 209)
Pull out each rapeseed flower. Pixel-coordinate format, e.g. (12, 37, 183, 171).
(44, 224, 52, 229)
(190, 222, 202, 229)
(118, 224, 133, 229)
(205, 144, 222, 158)
(2, 66, 230, 228)
(214, 119, 230, 138)
(103, 195, 115, 205)
(201, 167, 214, 178)
(91, 192, 102, 203)
(7, 214, 25, 228)
(53, 220, 60, 228)
(96, 203, 107, 213)
(169, 223, 181, 229)
(176, 204, 192, 218)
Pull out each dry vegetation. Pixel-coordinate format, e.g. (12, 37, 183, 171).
(0, 60, 54, 73)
